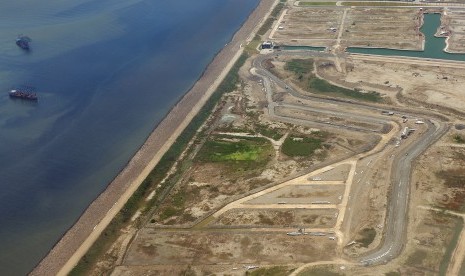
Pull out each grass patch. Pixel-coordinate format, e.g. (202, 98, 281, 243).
(282, 136, 323, 157)
(257, 3, 285, 36)
(341, 1, 417, 6)
(197, 136, 273, 169)
(271, 2, 285, 17)
(436, 168, 465, 211)
(159, 207, 179, 221)
(439, 217, 464, 276)
(201, 140, 262, 161)
(297, 266, 343, 276)
(284, 59, 382, 102)
(459, 248, 465, 276)
(285, 59, 314, 76)
(299, 1, 336, 6)
(385, 272, 401, 276)
(405, 249, 427, 267)
(246, 266, 294, 276)
(453, 134, 465, 144)
(70, 53, 249, 275)
(245, 38, 262, 54)
(436, 169, 465, 189)
(356, 227, 376, 248)
(255, 124, 284, 140)
(158, 183, 201, 221)
(309, 78, 382, 102)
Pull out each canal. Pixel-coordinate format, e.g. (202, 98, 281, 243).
(348, 13, 465, 61)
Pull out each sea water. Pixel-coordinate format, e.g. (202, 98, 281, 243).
(0, 0, 259, 274)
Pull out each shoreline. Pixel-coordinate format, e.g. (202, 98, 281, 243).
(30, 0, 277, 275)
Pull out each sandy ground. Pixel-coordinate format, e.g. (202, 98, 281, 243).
(270, 6, 422, 50)
(346, 54, 465, 112)
(122, 230, 337, 267)
(30, 1, 276, 275)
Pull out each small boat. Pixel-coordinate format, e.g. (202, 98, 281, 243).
(9, 89, 38, 101)
(16, 35, 31, 50)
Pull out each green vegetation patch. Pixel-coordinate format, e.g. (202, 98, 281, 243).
(297, 265, 344, 276)
(198, 136, 272, 163)
(453, 134, 465, 144)
(246, 266, 294, 276)
(436, 169, 465, 189)
(459, 244, 465, 276)
(255, 124, 284, 140)
(439, 217, 464, 275)
(405, 249, 427, 267)
(204, 140, 260, 161)
(356, 227, 376, 248)
(257, 2, 285, 36)
(158, 184, 201, 222)
(436, 168, 465, 211)
(283, 59, 382, 102)
(245, 37, 262, 54)
(299, 1, 336, 6)
(341, 2, 417, 6)
(285, 59, 314, 76)
(309, 78, 382, 102)
(282, 135, 323, 157)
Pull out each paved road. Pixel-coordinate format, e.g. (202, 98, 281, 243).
(252, 50, 448, 266)
(252, 52, 392, 134)
(360, 119, 447, 266)
(256, 70, 389, 133)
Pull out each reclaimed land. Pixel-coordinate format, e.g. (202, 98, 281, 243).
(30, 0, 277, 275)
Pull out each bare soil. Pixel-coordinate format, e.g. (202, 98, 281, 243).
(244, 184, 346, 205)
(124, 230, 336, 266)
(213, 208, 338, 228)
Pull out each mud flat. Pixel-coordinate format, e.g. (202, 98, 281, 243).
(30, 0, 276, 275)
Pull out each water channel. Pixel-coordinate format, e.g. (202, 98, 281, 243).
(285, 13, 465, 61)
(349, 13, 465, 60)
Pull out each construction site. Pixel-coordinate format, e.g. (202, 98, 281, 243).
(271, 6, 423, 50)
(69, 1, 465, 275)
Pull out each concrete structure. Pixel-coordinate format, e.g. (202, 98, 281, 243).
(261, 41, 273, 49)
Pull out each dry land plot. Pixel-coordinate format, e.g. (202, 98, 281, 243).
(244, 184, 345, 204)
(309, 164, 351, 181)
(212, 208, 338, 228)
(270, 6, 423, 50)
(123, 231, 336, 266)
(344, 8, 422, 49)
(272, 8, 343, 45)
(443, 9, 465, 53)
(344, 57, 465, 113)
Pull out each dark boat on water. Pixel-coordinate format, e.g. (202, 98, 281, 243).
(16, 35, 31, 50)
(9, 89, 38, 101)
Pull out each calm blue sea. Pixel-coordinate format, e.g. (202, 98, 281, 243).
(0, 0, 259, 274)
